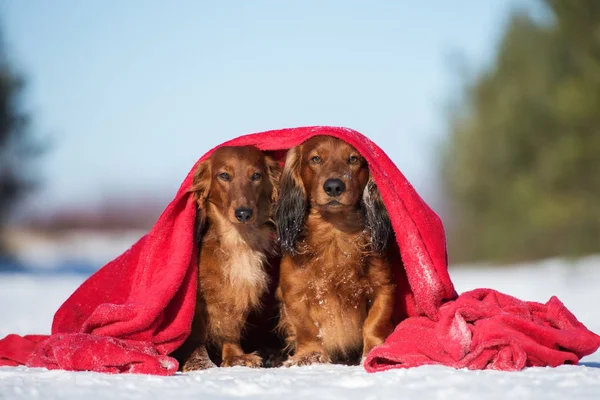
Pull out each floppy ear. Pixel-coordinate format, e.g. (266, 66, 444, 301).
(362, 176, 391, 255)
(189, 160, 211, 246)
(264, 155, 282, 204)
(275, 146, 307, 255)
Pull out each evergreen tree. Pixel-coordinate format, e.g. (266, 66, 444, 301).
(441, 0, 600, 262)
(0, 32, 40, 254)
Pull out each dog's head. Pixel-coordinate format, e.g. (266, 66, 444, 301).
(276, 135, 391, 255)
(190, 146, 280, 235)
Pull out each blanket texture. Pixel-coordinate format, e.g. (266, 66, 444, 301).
(1, 126, 598, 374)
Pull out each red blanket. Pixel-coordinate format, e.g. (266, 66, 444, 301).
(1, 126, 598, 374)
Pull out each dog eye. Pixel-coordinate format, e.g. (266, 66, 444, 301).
(348, 155, 360, 165)
(218, 172, 231, 181)
(251, 172, 262, 181)
(310, 156, 322, 164)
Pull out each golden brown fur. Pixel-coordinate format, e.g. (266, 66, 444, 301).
(178, 146, 280, 371)
(275, 136, 395, 366)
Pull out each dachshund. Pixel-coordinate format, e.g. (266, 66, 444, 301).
(179, 145, 281, 371)
(275, 135, 395, 366)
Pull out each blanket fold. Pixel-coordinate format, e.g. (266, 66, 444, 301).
(364, 289, 600, 371)
(0, 126, 598, 374)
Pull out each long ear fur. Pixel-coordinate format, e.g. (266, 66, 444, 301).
(188, 160, 211, 246)
(362, 177, 391, 255)
(275, 146, 307, 255)
(264, 155, 282, 205)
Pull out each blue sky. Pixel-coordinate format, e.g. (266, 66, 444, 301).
(2, 0, 533, 214)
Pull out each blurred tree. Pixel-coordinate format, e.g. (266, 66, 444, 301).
(0, 31, 41, 255)
(441, 0, 600, 263)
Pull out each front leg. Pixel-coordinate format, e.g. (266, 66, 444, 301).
(279, 256, 331, 367)
(181, 296, 215, 371)
(204, 295, 263, 368)
(281, 297, 331, 367)
(362, 257, 395, 360)
(221, 342, 262, 368)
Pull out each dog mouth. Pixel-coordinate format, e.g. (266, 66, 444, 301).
(317, 200, 349, 209)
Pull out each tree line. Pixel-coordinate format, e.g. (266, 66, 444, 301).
(441, 0, 600, 263)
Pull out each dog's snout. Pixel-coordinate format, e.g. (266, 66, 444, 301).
(235, 207, 253, 222)
(323, 178, 346, 197)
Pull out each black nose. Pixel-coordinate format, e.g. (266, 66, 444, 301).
(235, 207, 253, 222)
(323, 178, 346, 197)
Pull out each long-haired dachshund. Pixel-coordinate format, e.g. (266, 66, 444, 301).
(180, 146, 280, 371)
(275, 135, 395, 366)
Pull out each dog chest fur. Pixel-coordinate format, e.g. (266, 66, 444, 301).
(212, 221, 271, 308)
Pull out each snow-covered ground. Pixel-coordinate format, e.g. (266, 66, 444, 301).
(1, 253, 599, 399)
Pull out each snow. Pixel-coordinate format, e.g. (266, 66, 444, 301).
(2, 363, 600, 400)
(1, 255, 600, 399)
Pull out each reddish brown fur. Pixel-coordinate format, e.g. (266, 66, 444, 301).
(276, 136, 395, 366)
(178, 146, 281, 371)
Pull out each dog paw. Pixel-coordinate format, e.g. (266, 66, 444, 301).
(182, 356, 215, 372)
(221, 352, 263, 368)
(283, 351, 331, 367)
